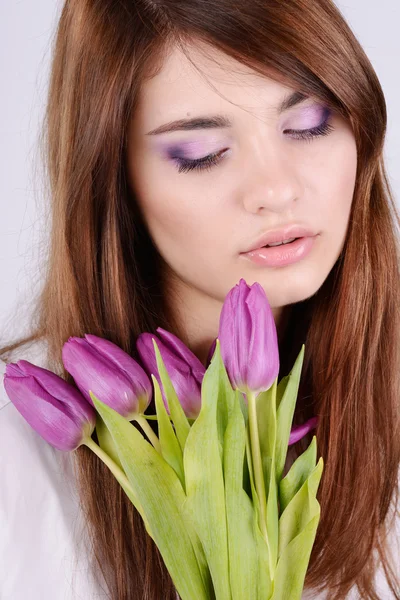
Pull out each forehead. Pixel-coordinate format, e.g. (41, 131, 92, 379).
(133, 41, 295, 128)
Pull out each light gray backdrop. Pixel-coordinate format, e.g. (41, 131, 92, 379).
(1, 0, 399, 341)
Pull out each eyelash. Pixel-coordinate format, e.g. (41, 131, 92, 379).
(174, 119, 335, 174)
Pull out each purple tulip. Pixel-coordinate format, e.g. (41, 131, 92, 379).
(288, 417, 318, 446)
(62, 334, 152, 420)
(136, 327, 205, 419)
(3, 360, 96, 451)
(218, 278, 279, 395)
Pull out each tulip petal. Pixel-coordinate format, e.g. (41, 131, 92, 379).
(218, 285, 241, 390)
(156, 328, 206, 382)
(288, 417, 318, 446)
(83, 334, 152, 407)
(15, 360, 95, 425)
(237, 279, 253, 386)
(4, 374, 92, 451)
(218, 279, 279, 395)
(62, 338, 147, 418)
(137, 332, 203, 419)
(245, 283, 279, 392)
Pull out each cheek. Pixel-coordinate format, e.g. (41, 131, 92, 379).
(332, 140, 357, 233)
(312, 131, 357, 225)
(130, 158, 193, 237)
(128, 152, 227, 264)
(312, 132, 357, 265)
(135, 179, 220, 256)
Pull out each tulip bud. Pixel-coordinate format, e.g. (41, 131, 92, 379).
(3, 360, 96, 451)
(136, 327, 205, 419)
(62, 334, 152, 420)
(218, 278, 279, 395)
(288, 417, 318, 446)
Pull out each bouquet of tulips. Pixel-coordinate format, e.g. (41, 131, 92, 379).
(3, 278, 322, 600)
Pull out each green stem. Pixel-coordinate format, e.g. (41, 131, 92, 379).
(247, 390, 268, 543)
(83, 436, 134, 496)
(134, 414, 162, 453)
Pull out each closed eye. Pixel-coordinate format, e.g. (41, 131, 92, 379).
(173, 118, 335, 174)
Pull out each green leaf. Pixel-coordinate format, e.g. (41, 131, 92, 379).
(279, 436, 317, 513)
(272, 456, 323, 600)
(204, 338, 236, 449)
(256, 384, 275, 493)
(95, 412, 124, 472)
(278, 457, 323, 559)
(213, 346, 236, 452)
(244, 423, 273, 598)
(153, 340, 191, 453)
(271, 514, 320, 600)
(224, 396, 261, 599)
(238, 393, 252, 498)
(92, 393, 210, 600)
(152, 374, 185, 490)
(266, 460, 279, 578)
(88, 403, 152, 537)
(183, 340, 231, 599)
(276, 374, 289, 412)
(257, 379, 279, 575)
(275, 346, 305, 483)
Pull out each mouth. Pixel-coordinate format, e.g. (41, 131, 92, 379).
(241, 226, 317, 254)
(242, 237, 303, 253)
(262, 237, 301, 248)
(240, 235, 318, 268)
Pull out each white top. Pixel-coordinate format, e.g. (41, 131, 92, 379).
(1, 353, 399, 600)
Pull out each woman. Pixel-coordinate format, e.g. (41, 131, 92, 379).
(0, 0, 399, 598)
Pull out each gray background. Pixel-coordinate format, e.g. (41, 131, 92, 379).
(1, 1, 399, 340)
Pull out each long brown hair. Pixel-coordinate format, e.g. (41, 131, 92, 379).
(1, 0, 399, 598)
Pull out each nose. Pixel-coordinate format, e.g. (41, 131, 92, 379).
(240, 138, 303, 215)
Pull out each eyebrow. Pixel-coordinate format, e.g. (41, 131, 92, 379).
(145, 91, 309, 136)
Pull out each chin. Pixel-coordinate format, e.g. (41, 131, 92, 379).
(260, 274, 322, 308)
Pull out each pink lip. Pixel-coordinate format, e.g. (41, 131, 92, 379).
(240, 235, 318, 267)
(242, 226, 317, 253)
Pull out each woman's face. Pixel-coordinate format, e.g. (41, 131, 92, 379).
(127, 41, 357, 357)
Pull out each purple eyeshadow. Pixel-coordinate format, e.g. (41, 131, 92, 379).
(161, 140, 222, 162)
(156, 104, 333, 164)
